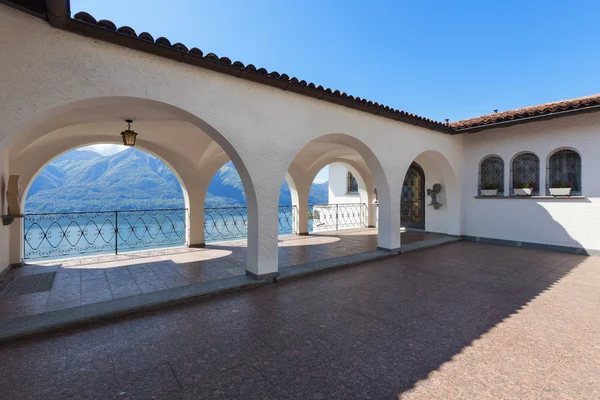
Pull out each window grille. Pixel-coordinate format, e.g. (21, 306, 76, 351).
(401, 163, 425, 229)
(548, 149, 581, 194)
(347, 171, 359, 194)
(479, 156, 504, 194)
(512, 153, 540, 195)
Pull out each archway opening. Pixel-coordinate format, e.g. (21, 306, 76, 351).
(309, 162, 368, 233)
(401, 162, 426, 230)
(23, 144, 188, 261)
(4, 96, 263, 275)
(279, 133, 391, 265)
(401, 150, 461, 235)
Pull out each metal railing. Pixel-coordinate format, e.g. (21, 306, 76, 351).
(23, 208, 187, 260)
(204, 207, 249, 241)
(204, 206, 298, 242)
(309, 203, 368, 232)
(23, 203, 368, 260)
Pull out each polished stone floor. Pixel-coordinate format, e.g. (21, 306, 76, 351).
(0, 241, 598, 399)
(0, 229, 441, 321)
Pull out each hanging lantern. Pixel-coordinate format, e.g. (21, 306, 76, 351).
(120, 119, 138, 147)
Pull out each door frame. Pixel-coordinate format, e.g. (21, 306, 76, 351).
(401, 162, 425, 230)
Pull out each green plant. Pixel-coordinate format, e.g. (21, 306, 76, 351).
(515, 181, 534, 189)
(480, 183, 498, 190)
(551, 180, 571, 188)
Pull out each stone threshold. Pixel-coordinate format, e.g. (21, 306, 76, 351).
(0, 235, 461, 342)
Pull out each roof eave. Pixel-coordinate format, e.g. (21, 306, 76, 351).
(453, 104, 600, 133)
(63, 18, 453, 135)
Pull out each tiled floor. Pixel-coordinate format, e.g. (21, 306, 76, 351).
(0, 229, 442, 321)
(0, 241, 597, 399)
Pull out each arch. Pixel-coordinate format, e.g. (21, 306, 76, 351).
(283, 133, 394, 250)
(479, 155, 504, 195)
(404, 149, 461, 235)
(401, 162, 426, 230)
(3, 96, 260, 271)
(547, 147, 582, 195)
(2, 96, 255, 216)
(21, 142, 190, 215)
(511, 151, 540, 195)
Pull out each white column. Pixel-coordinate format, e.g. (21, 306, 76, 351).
(8, 219, 22, 267)
(245, 178, 279, 278)
(296, 184, 310, 235)
(187, 185, 206, 248)
(368, 191, 378, 228)
(376, 184, 401, 252)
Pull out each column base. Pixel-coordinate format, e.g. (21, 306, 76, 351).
(368, 225, 377, 228)
(377, 246, 401, 254)
(245, 270, 280, 282)
(297, 232, 309, 236)
(189, 242, 206, 249)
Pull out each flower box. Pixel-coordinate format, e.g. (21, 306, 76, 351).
(514, 188, 532, 196)
(549, 187, 572, 196)
(480, 189, 498, 197)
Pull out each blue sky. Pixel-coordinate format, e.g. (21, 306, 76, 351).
(72, 0, 600, 183)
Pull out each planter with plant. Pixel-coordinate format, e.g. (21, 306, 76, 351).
(514, 182, 534, 196)
(480, 183, 499, 197)
(549, 181, 572, 196)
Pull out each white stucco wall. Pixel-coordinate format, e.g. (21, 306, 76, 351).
(0, 5, 464, 272)
(462, 112, 600, 252)
(327, 163, 367, 204)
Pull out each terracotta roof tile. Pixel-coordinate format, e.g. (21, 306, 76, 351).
(70, 12, 600, 134)
(451, 94, 600, 130)
(71, 11, 449, 132)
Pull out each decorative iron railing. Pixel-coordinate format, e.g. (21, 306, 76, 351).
(23, 209, 187, 260)
(309, 203, 368, 232)
(204, 207, 248, 241)
(277, 205, 297, 236)
(204, 206, 298, 242)
(23, 203, 368, 260)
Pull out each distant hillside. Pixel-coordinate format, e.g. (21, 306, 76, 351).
(25, 149, 329, 213)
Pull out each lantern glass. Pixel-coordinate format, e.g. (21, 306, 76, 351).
(121, 130, 137, 146)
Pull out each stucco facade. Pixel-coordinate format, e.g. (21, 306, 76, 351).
(327, 163, 367, 205)
(0, 4, 598, 278)
(462, 112, 600, 252)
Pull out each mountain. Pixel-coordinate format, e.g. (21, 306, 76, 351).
(24, 149, 329, 213)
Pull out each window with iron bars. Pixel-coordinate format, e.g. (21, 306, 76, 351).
(512, 152, 540, 195)
(347, 171, 359, 194)
(479, 156, 504, 194)
(548, 149, 581, 195)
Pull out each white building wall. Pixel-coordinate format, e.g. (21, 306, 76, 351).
(0, 6, 465, 271)
(327, 163, 366, 204)
(462, 112, 600, 253)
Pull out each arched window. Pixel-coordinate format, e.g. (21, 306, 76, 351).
(479, 156, 504, 195)
(548, 149, 581, 194)
(347, 171, 359, 194)
(512, 152, 539, 195)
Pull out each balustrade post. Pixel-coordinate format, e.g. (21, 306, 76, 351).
(336, 204, 339, 231)
(115, 211, 118, 255)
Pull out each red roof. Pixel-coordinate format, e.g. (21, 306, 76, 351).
(451, 94, 600, 131)
(64, 12, 600, 135)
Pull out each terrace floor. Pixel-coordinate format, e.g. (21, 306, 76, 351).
(1, 241, 598, 399)
(0, 228, 443, 322)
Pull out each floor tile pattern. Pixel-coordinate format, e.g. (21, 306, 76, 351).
(0, 241, 598, 399)
(0, 229, 440, 321)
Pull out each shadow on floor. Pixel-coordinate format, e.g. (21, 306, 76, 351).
(0, 240, 596, 399)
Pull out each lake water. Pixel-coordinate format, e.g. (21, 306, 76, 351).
(23, 205, 366, 261)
